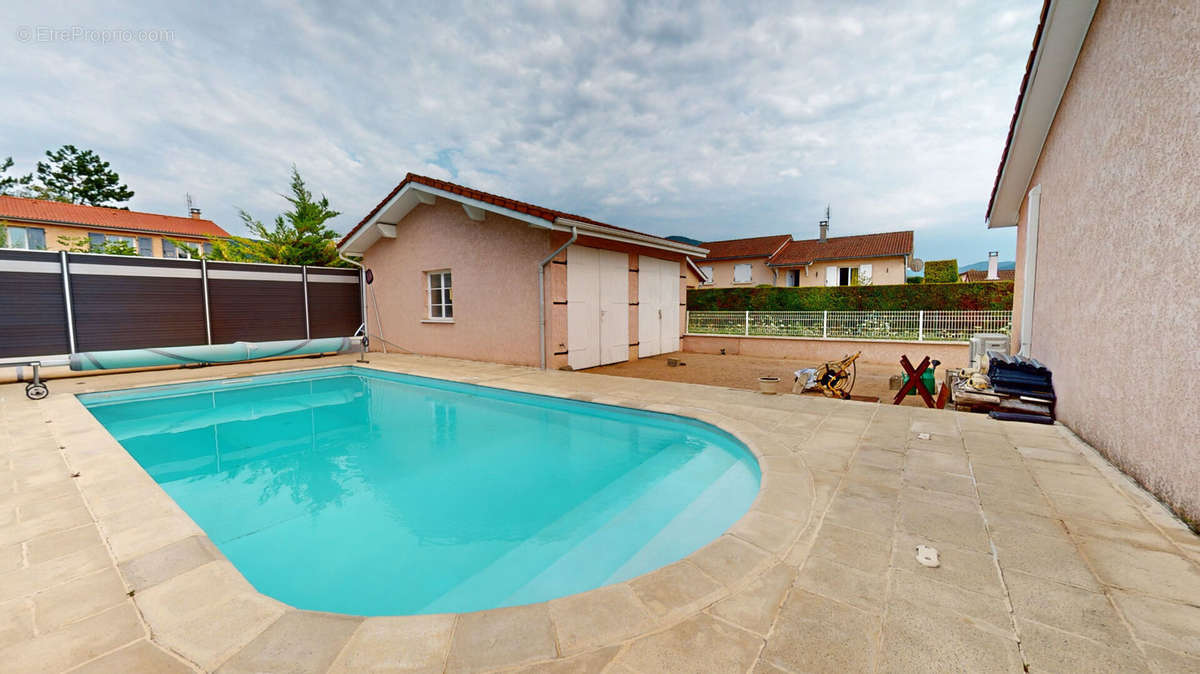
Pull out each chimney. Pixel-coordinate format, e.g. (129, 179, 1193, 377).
(189, 208, 202, 219)
(819, 219, 828, 242)
(986, 251, 999, 280)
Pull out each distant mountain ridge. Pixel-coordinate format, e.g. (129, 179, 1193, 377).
(959, 259, 1016, 273)
(666, 235, 703, 246)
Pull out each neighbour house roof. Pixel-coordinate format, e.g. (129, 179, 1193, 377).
(339, 173, 706, 257)
(696, 234, 792, 261)
(986, 0, 1099, 227)
(0, 195, 230, 238)
(766, 231, 914, 267)
(960, 269, 1016, 282)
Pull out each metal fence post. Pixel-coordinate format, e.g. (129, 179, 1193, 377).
(301, 265, 311, 339)
(822, 311, 828, 339)
(918, 310, 924, 341)
(201, 258, 212, 345)
(744, 310, 750, 336)
(59, 251, 77, 354)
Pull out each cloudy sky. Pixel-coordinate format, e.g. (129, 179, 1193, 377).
(2, 0, 1040, 267)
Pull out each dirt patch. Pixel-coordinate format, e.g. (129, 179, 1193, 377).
(585, 352, 939, 407)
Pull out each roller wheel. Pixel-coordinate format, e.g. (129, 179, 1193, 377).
(25, 383, 49, 400)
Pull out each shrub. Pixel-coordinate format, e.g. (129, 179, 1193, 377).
(923, 259, 959, 284)
(687, 281, 1013, 311)
(905, 275, 923, 284)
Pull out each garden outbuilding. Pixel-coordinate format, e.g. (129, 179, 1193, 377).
(337, 174, 705, 369)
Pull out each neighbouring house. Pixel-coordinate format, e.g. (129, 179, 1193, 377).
(959, 269, 1015, 283)
(695, 222, 914, 288)
(959, 251, 1014, 282)
(337, 174, 706, 370)
(986, 0, 1199, 522)
(0, 195, 229, 258)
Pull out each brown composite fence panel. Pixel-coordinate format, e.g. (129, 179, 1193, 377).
(206, 262, 308, 344)
(307, 267, 363, 339)
(0, 250, 72, 357)
(68, 254, 208, 352)
(0, 249, 362, 361)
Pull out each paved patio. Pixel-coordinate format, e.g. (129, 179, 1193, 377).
(0, 353, 1197, 673)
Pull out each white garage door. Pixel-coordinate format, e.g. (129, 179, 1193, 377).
(567, 246, 629, 370)
(638, 256, 681, 358)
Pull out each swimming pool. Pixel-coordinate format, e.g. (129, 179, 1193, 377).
(80, 366, 760, 616)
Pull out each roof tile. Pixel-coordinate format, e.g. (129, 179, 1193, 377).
(767, 231, 913, 266)
(340, 173, 683, 249)
(0, 195, 230, 238)
(697, 234, 792, 261)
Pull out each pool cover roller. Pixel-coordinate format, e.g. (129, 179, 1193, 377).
(69, 337, 358, 371)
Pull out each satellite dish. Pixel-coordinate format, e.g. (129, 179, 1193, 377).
(364, 269, 375, 284)
(908, 258, 924, 272)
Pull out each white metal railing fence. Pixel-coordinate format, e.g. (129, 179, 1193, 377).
(686, 310, 1011, 342)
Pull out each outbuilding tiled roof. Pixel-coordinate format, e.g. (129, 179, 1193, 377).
(767, 231, 913, 266)
(341, 173, 679, 248)
(0, 195, 230, 238)
(697, 234, 792, 261)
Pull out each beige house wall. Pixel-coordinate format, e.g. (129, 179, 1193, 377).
(1, 220, 209, 257)
(1011, 0, 1200, 523)
(700, 255, 908, 288)
(698, 257, 775, 288)
(773, 255, 908, 287)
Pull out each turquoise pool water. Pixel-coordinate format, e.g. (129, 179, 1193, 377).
(80, 367, 760, 616)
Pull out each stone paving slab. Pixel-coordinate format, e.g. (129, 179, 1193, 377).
(0, 352, 1197, 672)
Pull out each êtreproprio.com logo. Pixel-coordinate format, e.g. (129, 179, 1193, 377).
(15, 25, 175, 44)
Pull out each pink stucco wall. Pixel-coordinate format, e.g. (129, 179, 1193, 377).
(1012, 0, 1200, 523)
(363, 200, 550, 366)
(363, 211, 688, 371)
(683, 335, 968, 369)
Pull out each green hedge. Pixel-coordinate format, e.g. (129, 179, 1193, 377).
(924, 259, 959, 283)
(687, 281, 1013, 311)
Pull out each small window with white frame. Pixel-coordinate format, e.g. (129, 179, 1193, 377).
(427, 270, 453, 320)
(733, 263, 753, 284)
(699, 265, 713, 285)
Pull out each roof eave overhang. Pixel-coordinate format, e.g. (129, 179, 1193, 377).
(767, 251, 912, 267)
(554, 217, 708, 256)
(702, 254, 772, 262)
(685, 257, 712, 283)
(339, 182, 559, 256)
(339, 183, 709, 258)
(986, 0, 1099, 229)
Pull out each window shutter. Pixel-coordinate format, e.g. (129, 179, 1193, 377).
(137, 237, 153, 256)
(162, 239, 176, 258)
(825, 266, 837, 287)
(88, 233, 105, 251)
(28, 228, 46, 250)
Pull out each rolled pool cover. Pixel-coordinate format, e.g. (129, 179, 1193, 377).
(69, 337, 358, 372)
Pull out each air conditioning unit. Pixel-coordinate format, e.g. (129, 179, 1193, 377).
(970, 333, 1009, 370)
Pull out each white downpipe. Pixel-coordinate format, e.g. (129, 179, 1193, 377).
(1019, 185, 1041, 356)
(539, 226, 578, 369)
(337, 251, 381, 355)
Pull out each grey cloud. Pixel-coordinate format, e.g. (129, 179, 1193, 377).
(0, 0, 1037, 263)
